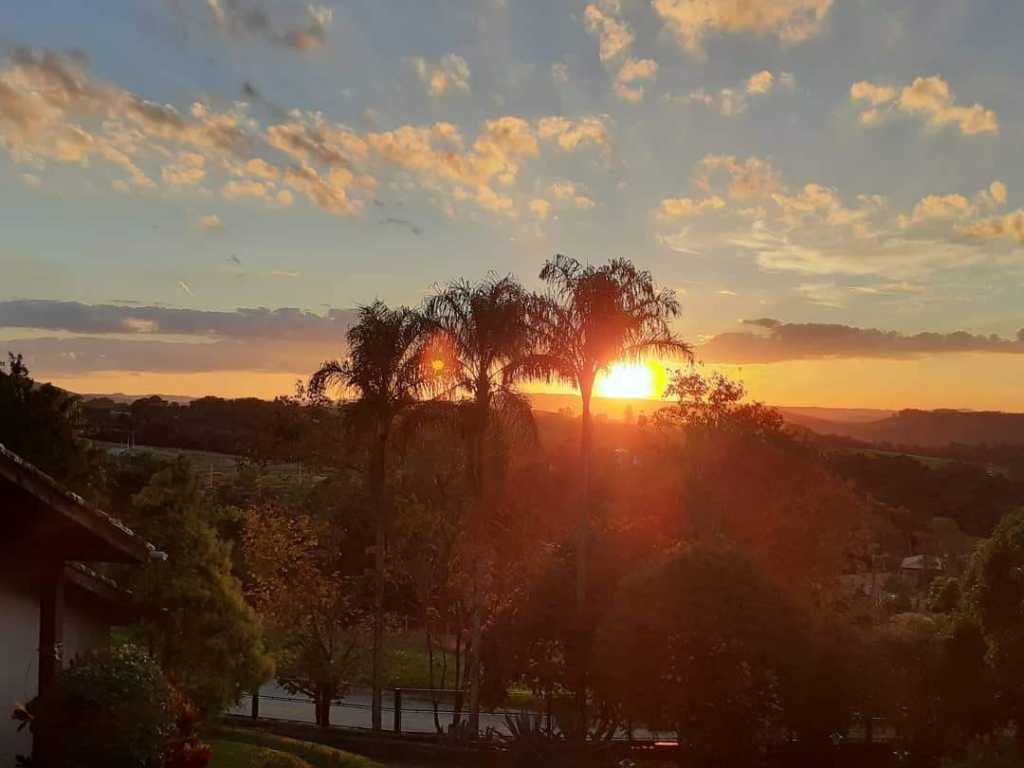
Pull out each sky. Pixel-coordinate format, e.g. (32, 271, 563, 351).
(1, 0, 1022, 409)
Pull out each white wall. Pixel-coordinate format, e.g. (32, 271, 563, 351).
(0, 573, 114, 768)
(0, 573, 38, 768)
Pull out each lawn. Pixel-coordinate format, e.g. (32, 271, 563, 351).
(207, 727, 382, 768)
(208, 739, 311, 767)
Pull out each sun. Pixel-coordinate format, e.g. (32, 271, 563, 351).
(595, 361, 667, 399)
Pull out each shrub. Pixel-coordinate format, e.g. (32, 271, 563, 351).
(32, 645, 176, 768)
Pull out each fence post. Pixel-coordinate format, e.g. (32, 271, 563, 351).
(251, 688, 260, 719)
(393, 689, 402, 733)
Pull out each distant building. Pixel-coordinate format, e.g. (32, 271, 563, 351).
(899, 554, 944, 588)
(0, 443, 153, 766)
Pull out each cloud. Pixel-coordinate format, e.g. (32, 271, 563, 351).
(528, 198, 551, 220)
(409, 53, 471, 97)
(0, 48, 245, 192)
(659, 155, 1014, 279)
(669, 70, 792, 116)
(205, 0, 333, 51)
(746, 70, 774, 95)
(614, 57, 658, 103)
(536, 115, 609, 151)
(851, 75, 999, 136)
(222, 178, 273, 200)
(697, 155, 782, 200)
(699, 319, 1024, 364)
(899, 182, 1007, 228)
(161, 151, 207, 186)
(583, 1, 634, 62)
(548, 180, 597, 209)
(0, 48, 611, 223)
(657, 195, 726, 219)
(959, 210, 1024, 243)
(653, 0, 833, 55)
(0, 299, 356, 341)
(199, 213, 223, 233)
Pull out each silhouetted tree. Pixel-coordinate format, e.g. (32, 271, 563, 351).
(526, 255, 691, 728)
(0, 353, 107, 500)
(423, 275, 536, 732)
(308, 301, 429, 730)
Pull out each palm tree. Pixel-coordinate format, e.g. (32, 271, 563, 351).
(422, 274, 535, 734)
(527, 254, 692, 730)
(308, 301, 429, 731)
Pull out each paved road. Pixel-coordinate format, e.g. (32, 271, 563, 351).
(229, 683, 530, 736)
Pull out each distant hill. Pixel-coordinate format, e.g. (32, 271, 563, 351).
(781, 408, 1024, 447)
(75, 389, 1024, 448)
(81, 392, 195, 404)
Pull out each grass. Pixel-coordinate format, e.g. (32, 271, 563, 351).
(208, 739, 312, 768)
(207, 727, 383, 768)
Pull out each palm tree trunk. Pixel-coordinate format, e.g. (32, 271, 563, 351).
(467, 401, 489, 737)
(576, 382, 594, 738)
(370, 425, 389, 731)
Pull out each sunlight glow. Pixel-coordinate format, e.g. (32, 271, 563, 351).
(595, 361, 667, 399)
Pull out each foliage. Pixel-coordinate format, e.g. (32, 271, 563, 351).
(244, 504, 368, 727)
(0, 353, 108, 500)
(118, 458, 274, 714)
(928, 576, 963, 613)
(943, 736, 1024, 768)
(659, 367, 785, 438)
(31, 645, 176, 768)
(962, 508, 1024, 735)
(593, 545, 798, 766)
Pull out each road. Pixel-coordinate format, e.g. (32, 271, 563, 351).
(229, 683, 530, 735)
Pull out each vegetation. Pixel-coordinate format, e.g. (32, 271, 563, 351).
(206, 728, 380, 768)
(10, 255, 1024, 767)
(29, 646, 177, 768)
(115, 458, 274, 715)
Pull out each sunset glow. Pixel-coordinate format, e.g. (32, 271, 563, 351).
(595, 361, 668, 400)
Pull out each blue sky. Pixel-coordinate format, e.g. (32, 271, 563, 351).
(1, 0, 1022, 406)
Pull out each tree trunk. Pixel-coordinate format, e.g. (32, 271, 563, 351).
(575, 383, 594, 739)
(467, 391, 490, 737)
(370, 423, 390, 731)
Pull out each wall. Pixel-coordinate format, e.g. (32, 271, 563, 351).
(0, 570, 113, 767)
(0, 570, 38, 767)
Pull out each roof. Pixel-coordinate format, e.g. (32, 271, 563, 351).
(0, 442, 153, 564)
(900, 554, 944, 571)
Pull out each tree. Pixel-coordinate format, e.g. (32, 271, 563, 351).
(117, 458, 273, 714)
(244, 504, 368, 727)
(423, 274, 536, 732)
(593, 545, 798, 767)
(0, 353, 107, 501)
(308, 301, 429, 730)
(527, 255, 691, 727)
(962, 508, 1024, 746)
(658, 367, 784, 438)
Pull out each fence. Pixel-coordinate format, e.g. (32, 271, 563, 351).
(234, 686, 676, 743)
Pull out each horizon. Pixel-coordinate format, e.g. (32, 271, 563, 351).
(2, 1, 1023, 410)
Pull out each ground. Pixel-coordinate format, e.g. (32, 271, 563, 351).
(207, 727, 382, 768)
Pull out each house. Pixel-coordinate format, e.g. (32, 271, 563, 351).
(899, 554, 944, 588)
(0, 443, 154, 766)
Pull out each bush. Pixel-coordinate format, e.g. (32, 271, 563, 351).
(32, 645, 176, 768)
